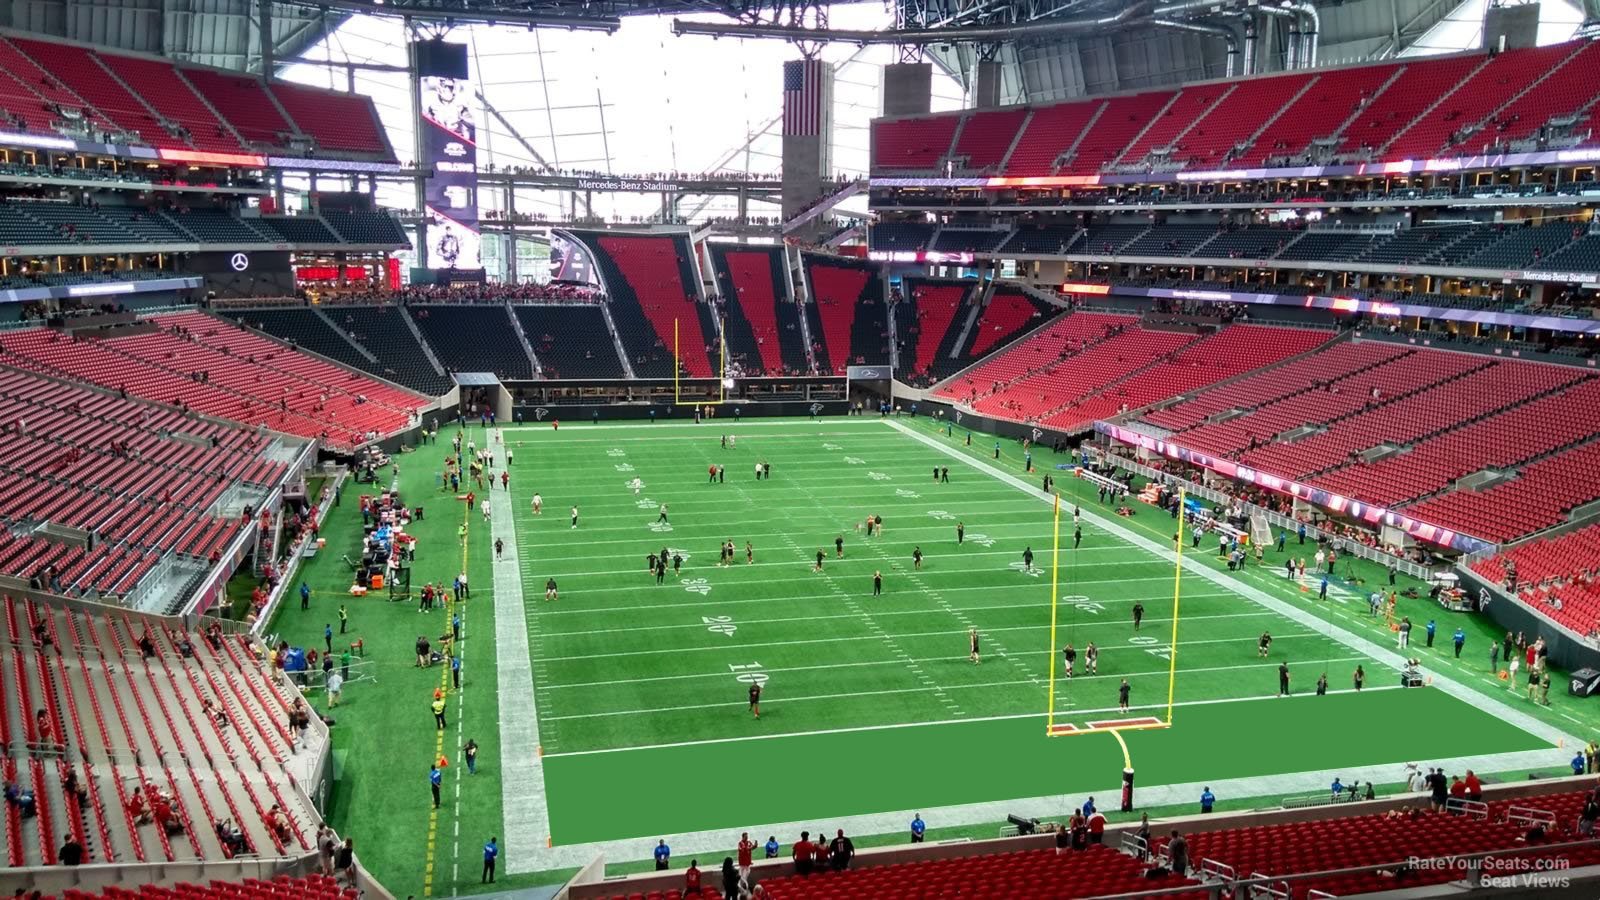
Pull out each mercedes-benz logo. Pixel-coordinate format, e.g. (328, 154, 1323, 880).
(229, 253, 250, 272)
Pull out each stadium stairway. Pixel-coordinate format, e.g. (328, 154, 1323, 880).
(2, 597, 321, 867)
(802, 254, 892, 375)
(1041, 324, 1334, 433)
(894, 278, 980, 387)
(707, 245, 806, 376)
(312, 306, 452, 396)
(565, 232, 717, 379)
(408, 305, 535, 381)
(1471, 522, 1600, 635)
(514, 305, 628, 380)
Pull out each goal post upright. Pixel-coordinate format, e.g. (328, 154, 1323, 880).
(1045, 492, 1061, 735)
(673, 317, 680, 404)
(1165, 488, 1186, 725)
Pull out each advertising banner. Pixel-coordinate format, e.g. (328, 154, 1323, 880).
(419, 47, 480, 270)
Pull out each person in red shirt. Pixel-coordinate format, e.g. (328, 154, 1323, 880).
(792, 831, 813, 876)
(811, 833, 829, 870)
(466, 491, 476, 511)
(1463, 770, 1483, 801)
(684, 859, 702, 896)
(1086, 810, 1106, 844)
(1449, 776, 1468, 802)
(737, 832, 756, 879)
(708, 464, 718, 484)
(500, 471, 509, 490)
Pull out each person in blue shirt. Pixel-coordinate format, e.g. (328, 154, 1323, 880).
(453, 613, 462, 642)
(1575, 753, 1588, 776)
(1331, 777, 1344, 799)
(324, 623, 333, 653)
(1297, 523, 1306, 545)
(429, 765, 442, 809)
(1319, 575, 1329, 600)
(764, 836, 779, 858)
(1425, 620, 1437, 648)
(994, 441, 1000, 460)
(482, 836, 498, 883)
(1199, 788, 1215, 813)
(300, 582, 311, 610)
(910, 814, 926, 843)
(1454, 627, 1467, 658)
(1081, 797, 1096, 817)
(452, 653, 463, 689)
(654, 839, 671, 870)
(1276, 531, 1287, 552)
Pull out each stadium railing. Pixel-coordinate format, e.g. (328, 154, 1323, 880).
(239, 467, 348, 639)
(565, 776, 1600, 900)
(1090, 445, 1437, 581)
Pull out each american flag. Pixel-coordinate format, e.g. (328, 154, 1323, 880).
(783, 58, 826, 136)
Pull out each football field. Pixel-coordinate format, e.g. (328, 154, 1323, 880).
(492, 416, 1567, 857)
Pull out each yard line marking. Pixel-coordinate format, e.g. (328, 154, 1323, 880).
(520, 552, 1149, 580)
(535, 606, 1268, 638)
(496, 506, 1100, 547)
(544, 677, 1392, 744)
(528, 586, 1234, 616)
(537, 626, 1326, 662)
(488, 429, 552, 876)
(524, 572, 1175, 598)
(886, 418, 1580, 751)
(543, 654, 1364, 691)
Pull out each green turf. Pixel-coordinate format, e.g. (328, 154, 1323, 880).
(546, 687, 1544, 844)
(264, 416, 1598, 897)
(507, 418, 1555, 845)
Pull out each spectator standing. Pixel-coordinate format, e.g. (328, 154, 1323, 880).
(828, 830, 854, 871)
(1168, 831, 1189, 876)
(336, 838, 355, 885)
(737, 832, 756, 880)
(792, 831, 813, 876)
(59, 833, 83, 866)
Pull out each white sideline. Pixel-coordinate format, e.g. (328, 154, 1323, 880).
(489, 428, 554, 875)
